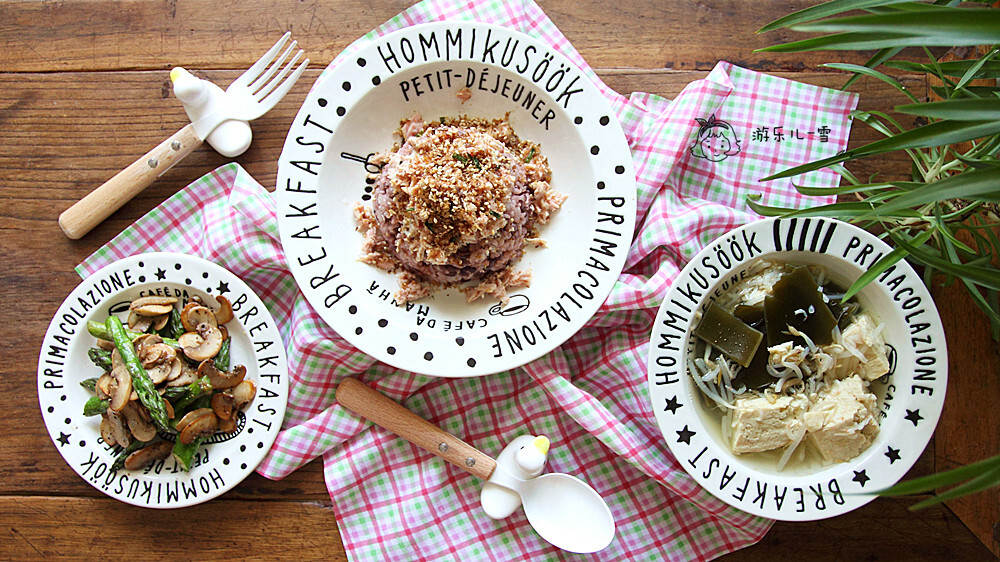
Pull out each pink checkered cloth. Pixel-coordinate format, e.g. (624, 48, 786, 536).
(78, 0, 857, 559)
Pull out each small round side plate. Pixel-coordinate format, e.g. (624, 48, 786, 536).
(38, 253, 288, 508)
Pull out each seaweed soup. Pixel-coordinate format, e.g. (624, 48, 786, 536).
(687, 259, 892, 475)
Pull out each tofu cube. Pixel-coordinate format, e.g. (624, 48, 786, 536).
(805, 375, 879, 463)
(730, 394, 808, 454)
(835, 313, 891, 380)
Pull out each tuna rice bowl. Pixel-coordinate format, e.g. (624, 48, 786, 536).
(354, 113, 566, 304)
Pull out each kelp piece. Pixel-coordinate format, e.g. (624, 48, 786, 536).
(732, 304, 773, 390)
(822, 292, 861, 331)
(695, 301, 764, 368)
(764, 266, 837, 346)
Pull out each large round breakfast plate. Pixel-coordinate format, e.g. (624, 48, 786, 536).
(38, 253, 289, 508)
(276, 22, 636, 377)
(647, 218, 947, 520)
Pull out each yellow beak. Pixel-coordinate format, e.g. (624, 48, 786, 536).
(532, 435, 550, 456)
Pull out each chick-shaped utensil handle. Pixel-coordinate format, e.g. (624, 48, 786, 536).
(170, 68, 252, 157)
(56, 67, 254, 239)
(481, 434, 550, 520)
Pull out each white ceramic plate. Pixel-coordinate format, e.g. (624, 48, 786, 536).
(276, 21, 636, 377)
(647, 217, 947, 521)
(38, 253, 289, 508)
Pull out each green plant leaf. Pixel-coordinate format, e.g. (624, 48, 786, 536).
(944, 252, 1000, 332)
(763, 120, 1000, 180)
(877, 454, 1000, 496)
(829, 163, 862, 185)
(909, 466, 1000, 510)
(746, 196, 920, 219)
(757, 32, 940, 53)
(982, 221, 1000, 254)
(755, 0, 918, 34)
(886, 58, 1000, 80)
(964, 134, 1000, 160)
(852, 108, 921, 138)
(867, 167, 1000, 216)
(758, 8, 1000, 52)
(955, 47, 1000, 90)
(895, 98, 1000, 121)
(956, 154, 1000, 170)
(791, 10, 1000, 44)
(938, 224, 1000, 328)
(792, 180, 899, 196)
(934, 205, 977, 255)
(891, 230, 1000, 291)
(842, 47, 905, 89)
(842, 229, 933, 300)
(866, 0, 966, 13)
(929, 85, 1000, 100)
(822, 62, 920, 102)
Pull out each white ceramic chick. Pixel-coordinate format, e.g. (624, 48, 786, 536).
(480, 435, 550, 519)
(170, 67, 252, 158)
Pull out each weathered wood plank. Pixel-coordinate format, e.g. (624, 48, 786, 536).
(0, 496, 348, 559)
(0, 494, 990, 560)
(932, 282, 1000, 557)
(725, 496, 996, 560)
(0, 0, 891, 74)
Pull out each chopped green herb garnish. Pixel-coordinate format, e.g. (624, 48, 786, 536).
(489, 210, 502, 218)
(453, 153, 481, 169)
(525, 147, 536, 163)
(440, 116, 447, 124)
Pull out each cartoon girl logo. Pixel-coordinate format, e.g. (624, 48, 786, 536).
(690, 114, 741, 162)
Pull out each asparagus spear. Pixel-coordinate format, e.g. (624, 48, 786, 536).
(214, 338, 231, 372)
(82, 396, 109, 416)
(87, 320, 179, 348)
(171, 376, 213, 414)
(105, 316, 171, 430)
(172, 436, 207, 472)
(87, 348, 112, 370)
(157, 307, 185, 340)
(110, 440, 147, 472)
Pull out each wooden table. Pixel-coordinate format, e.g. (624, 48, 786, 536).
(2, 1, 997, 559)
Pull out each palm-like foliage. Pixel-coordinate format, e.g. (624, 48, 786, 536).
(755, 0, 1000, 508)
(753, 0, 1000, 339)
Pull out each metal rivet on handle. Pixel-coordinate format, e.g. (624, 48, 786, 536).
(465, 457, 476, 467)
(438, 443, 448, 453)
(171, 140, 181, 151)
(147, 157, 158, 169)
